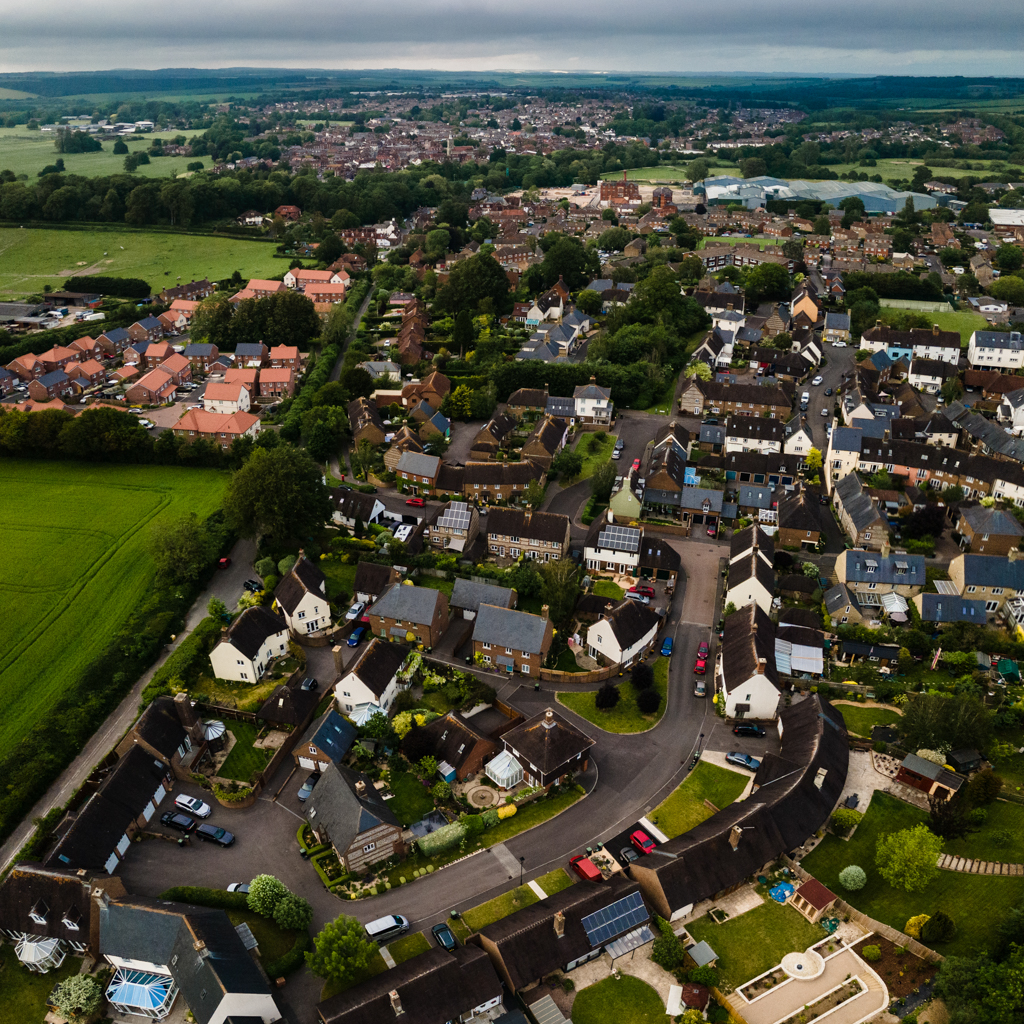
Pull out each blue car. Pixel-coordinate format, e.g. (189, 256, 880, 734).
(660, 637, 673, 657)
(347, 625, 367, 647)
(725, 752, 761, 772)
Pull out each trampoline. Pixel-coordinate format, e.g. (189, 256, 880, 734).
(769, 882, 795, 904)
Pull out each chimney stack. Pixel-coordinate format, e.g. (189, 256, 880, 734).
(355, 780, 367, 798)
(881, 539, 891, 559)
(525, 510, 532, 524)
(1009, 548, 1024, 563)
(389, 990, 404, 1017)
(554, 910, 566, 938)
(729, 826, 743, 851)
(541, 604, 549, 620)
(606, 508, 614, 524)
(174, 692, 205, 745)
(542, 708, 556, 730)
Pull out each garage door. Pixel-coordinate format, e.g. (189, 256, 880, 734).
(299, 757, 316, 770)
(104, 851, 120, 874)
(116, 833, 131, 856)
(639, 567, 653, 580)
(317, 761, 330, 772)
(142, 801, 155, 822)
(656, 569, 670, 580)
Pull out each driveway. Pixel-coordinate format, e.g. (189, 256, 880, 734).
(444, 419, 483, 466)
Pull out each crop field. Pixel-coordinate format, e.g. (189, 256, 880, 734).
(0, 462, 228, 760)
(0, 227, 281, 299)
(0, 126, 201, 180)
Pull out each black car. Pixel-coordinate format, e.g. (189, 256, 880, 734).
(160, 811, 196, 835)
(618, 846, 639, 868)
(195, 823, 235, 847)
(300, 677, 319, 691)
(243, 579, 262, 593)
(431, 922, 458, 951)
(733, 723, 767, 737)
(824, 387, 833, 396)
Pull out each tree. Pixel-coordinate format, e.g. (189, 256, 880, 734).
(839, 865, 867, 891)
(434, 253, 511, 314)
(51, 975, 103, 1023)
(431, 780, 452, 801)
(150, 512, 215, 584)
(418, 755, 439, 776)
(597, 226, 631, 252)
(636, 688, 661, 714)
(990, 275, 1024, 305)
(875, 824, 943, 892)
(805, 447, 822, 472)
(576, 288, 603, 315)
(744, 262, 791, 305)
(830, 808, 862, 837)
(591, 460, 617, 504)
(968, 769, 1003, 806)
(921, 910, 957, 943)
(247, 874, 289, 916)
(632, 662, 654, 690)
(812, 214, 831, 235)
(678, 255, 705, 282)
(538, 558, 579, 625)
(113, 138, 129, 155)
(223, 445, 332, 540)
(306, 420, 338, 464)
(306, 915, 382, 987)
(539, 235, 600, 291)
(445, 384, 474, 421)
(996, 245, 1024, 272)
(782, 238, 805, 262)
(552, 446, 583, 480)
(685, 360, 713, 381)
(928, 790, 978, 841)
(679, 1011, 704, 1024)
(595, 683, 620, 709)
(687, 158, 710, 183)
(771, 330, 793, 351)
(274, 893, 314, 931)
(452, 309, 475, 357)
(208, 597, 228, 619)
(523, 478, 546, 508)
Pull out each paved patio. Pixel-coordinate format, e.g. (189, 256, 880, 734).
(565, 938, 679, 1008)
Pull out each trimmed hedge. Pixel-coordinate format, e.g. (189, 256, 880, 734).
(264, 928, 312, 978)
(64, 275, 151, 297)
(158, 886, 249, 911)
(415, 820, 467, 856)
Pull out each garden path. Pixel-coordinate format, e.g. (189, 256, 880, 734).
(936, 854, 1024, 875)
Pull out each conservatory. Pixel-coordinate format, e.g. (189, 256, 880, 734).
(484, 749, 523, 789)
(106, 968, 178, 1019)
(14, 934, 66, 973)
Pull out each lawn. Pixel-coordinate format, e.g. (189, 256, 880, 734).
(321, 560, 358, 602)
(0, 462, 227, 761)
(226, 908, 300, 964)
(0, 226, 281, 300)
(537, 867, 575, 895)
(555, 648, 585, 672)
(592, 580, 624, 600)
(570, 974, 667, 1024)
(387, 769, 435, 827)
(413, 575, 454, 597)
(557, 665, 668, 734)
(944, 798, 1024, 863)
(650, 760, 749, 839)
(571, 432, 618, 481)
(837, 704, 901, 738)
(0, 942, 82, 1024)
(926, 310, 989, 344)
(218, 720, 273, 783)
(462, 883, 539, 932)
(686, 898, 825, 991)
(800, 791, 1024, 956)
(387, 931, 431, 964)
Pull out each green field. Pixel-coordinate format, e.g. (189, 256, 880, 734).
(0, 461, 228, 759)
(651, 760, 749, 839)
(927, 310, 989, 343)
(600, 164, 737, 182)
(0, 227, 281, 299)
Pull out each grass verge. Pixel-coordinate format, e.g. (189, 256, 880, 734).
(651, 760, 749, 839)
(387, 931, 432, 964)
(557, 668, 667, 734)
(536, 867, 576, 895)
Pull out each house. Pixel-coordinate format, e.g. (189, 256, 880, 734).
(969, 329, 1024, 370)
(861, 323, 960, 365)
(142, 341, 173, 368)
(358, 360, 402, 382)
(469, 412, 517, 461)
(823, 312, 851, 345)
(471, 878, 649, 994)
(402, 711, 500, 783)
(833, 474, 890, 550)
(353, 562, 401, 605)
(208, 606, 289, 682)
(679, 378, 791, 419)
(731, 523, 775, 566)
(335, 640, 411, 717)
(127, 317, 164, 344)
(520, 415, 568, 470)
(948, 552, 1024, 612)
(317, 946, 502, 1024)
(610, 471, 644, 522)
(97, 327, 130, 357)
(304, 763, 404, 874)
(157, 352, 192, 385)
(396, 451, 442, 496)
(472, 604, 553, 676)
(202, 380, 250, 414)
(268, 345, 302, 369)
(485, 508, 571, 565)
(584, 514, 643, 575)
(913, 593, 988, 625)
(29, 370, 76, 402)
(824, 583, 866, 626)
(776, 491, 821, 549)
(257, 682, 320, 732)
(726, 416, 784, 454)
(489, 707, 594, 789)
(736, 484, 777, 524)
(835, 548, 925, 615)
(171, 409, 260, 448)
(718, 603, 781, 720)
(409, 400, 451, 442)
(573, 376, 613, 424)
(224, 366, 258, 397)
(348, 396, 386, 444)
(546, 394, 577, 424)
(449, 579, 516, 620)
(895, 753, 965, 800)
(460, 461, 544, 504)
(367, 583, 450, 648)
(725, 550, 776, 615)
(384, 426, 425, 472)
(331, 490, 384, 533)
(38, 344, 81, 373)
(125, 367, 177, 405)
(426, 500, 479, 554)
(259, 366, 295, 398)
(6, 352, 45, 381)
(908, 358, 956, 394)
(182, 342, 220, 371)
(586, 598, 661, 667)
(275, 554, 332, 635)
(294, 710, 358, 771)
(233, 341, 269, 367)
(402, 371, 451, 411)
(115, 693, 203, 781)
(631, 695, 847, 921)
(784, 415, 816, 463)
(953, 504, 1024, 555)
(638, 538, 681, 585)
(284, 267, 341, 290)
(507, 387, 550, 419)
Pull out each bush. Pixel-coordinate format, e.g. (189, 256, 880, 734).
(158, 886, 248, 911)
(636, 688, 662, 714)
(274, 893, 314, 931)
(431, 780, 452, 801)
(264, 928, 312, 978)
(497, 803, 517, 820)
(651, 932, 687, 974)
(831, 808, 863, 837)
(687, 965, 720, 988)
(632, 662, 654, 690)
(462, 813, 485, 836)
(967, 807, 988, 826)
(921, 910, 956, 943)
(481, 808, 500, 828)
(416, 820, 467, 856)
(247, 874, 289, 916)
(968, 768, 1003, 806)
(263, 573, 279, 592)
(839, 865, 867, 891)
(595, 683, 620, 709)
(861, 944, 882, 962)
(904, 914, 930, 939)
(255, 556, 276, 577)
(51, 975, 103, 1022)
(278, 554, 297, 575)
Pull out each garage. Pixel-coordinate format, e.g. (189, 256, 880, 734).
(298, 756, 317, 770)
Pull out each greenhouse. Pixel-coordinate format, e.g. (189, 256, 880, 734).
(484, 749, 523, 789)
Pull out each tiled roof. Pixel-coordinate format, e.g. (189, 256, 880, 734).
(370, 583, 446, 625)
(472, 604, 550, 654)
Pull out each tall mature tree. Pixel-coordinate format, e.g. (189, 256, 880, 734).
(539, 558, 580, 626)
(591, 460, 617, 504)
(434, 253, 510, 314)
(875, 824, 942, 892)
(305, 915, 381, 987)
(150, 512, 216, 583)
(223, 445, 331, 540)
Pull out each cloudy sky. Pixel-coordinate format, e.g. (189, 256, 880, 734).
(2, 0, 1020, 76)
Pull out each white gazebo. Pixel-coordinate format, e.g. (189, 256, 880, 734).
(484, 749, 523, 789)
(15, 935, 66, 973)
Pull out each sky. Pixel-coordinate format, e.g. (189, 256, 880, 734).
(1, 0, 1021, 77)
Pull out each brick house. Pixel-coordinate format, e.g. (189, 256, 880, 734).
(494, 707, 594, 789)
(461, 461, 544, 504)
(679, 378, 791, 418)
(274, 205, 301, 222)
(233, 342, 268, 368)
(97, 328, 130, 357)
(171, 409, 260, 447)
(142, 341, 173, 368)
(402, 711, 498, 782)
(259, 367, 295, 398)
(349, 397, 387, 445)
(38, 345, 80, 373)
(367, 583, 450, 649)
(776, 491, 821, 549)
(225, 367, 258, 398)
(158, 352, 192, 385)
(471, 604, 553, 676)
(202, 381, 250, 415)
(506, 387, 549, 418)
(28, 370, 76, 402)
(183, 343, 220, 371)
(396, 451, 443, 495)
(127, 317, 164, 344)
(6, 353, 44, 381)
(953, 505, 1024, 555)
(246, 279, 287, 298)
(484, 508, 571, 565)
(158, 279, 214, 304)
(304, 283, 347, 304)
(66, 358, 107, 387)
(125, 367, 178, 405)
(0, 368, 13, 395)
(426, 500, 480, 554)
(268, 345, 301, 369)
(69, 336, 102, 359)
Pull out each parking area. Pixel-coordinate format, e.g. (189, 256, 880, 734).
(699, 714, 785, 767)
(444, 419, 484, 466)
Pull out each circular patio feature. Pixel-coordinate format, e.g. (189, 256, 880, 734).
(781, 949, 825, 980)
(465, 784, 499, 808)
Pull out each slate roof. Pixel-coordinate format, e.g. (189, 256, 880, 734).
(779, 607, 823, 629)
(972, 330, 1024, 351)
(676, 487, 725, 513)
(401, 711, 496, 774)
(305, 762, 400, 853)
(959, 553, 1024, 589)
(834, 474, 885, 533)
(501, 707, 595, 775)
(917, 594, 988, 623)
(778, 492, 820, 533)
(183, 343, 216, 356)
(720, 604, 778, 691)
(727, 550, 776, 597)
(573, 379, 611, 401)
(824, 311, 850, 331)
(598, 599, 661, 651)
(38, 369, 70, 388)
(472, 604, 550, 654)
(222, 606, 287, 659)
(463, 461, 542, 486)
(370, 583, 446, 625)
(353, 561, 400, 599)
(98, 897, 186, 969)
(546, 395, 576, 418)
(274, 554, 327, 614)
(132, 695, 188, 759)
(256, 683, 320, 726)
(843, 551, 924, 585)
(332, 489, 379, 523)
(960, 504, 1024, 538)
(901, 753, 965, 792)
(727, 416, 784, 444)
(450, 578, 516, 614)
(829, 427, 865, 453)
(737, 484, 775, 510)
(396, 451, 441, 478)
(825, 583, 862, 619)
(345, 640, 409, 699)
(638, 538, 682, 575)
(485, 507, 569, 544)
(730, 524, 775, 562)
(299, 710, 358, 762)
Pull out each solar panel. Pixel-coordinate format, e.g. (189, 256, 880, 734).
(581, 891, 649, 947)
(438, 501, 472, 531)
(597, 525, 641, 553)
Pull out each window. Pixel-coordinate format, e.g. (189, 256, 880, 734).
(521, 651, 530, 658)
(986, 601, 999, 612)
(505, 648, 513, 655)
(483, 655, 491, 664)
(237, 659, 244, 665)
(298, 610, 306, 619)
(363, 842, 376, 854)
(342, 690, 351, 697)
(309, 746, 317, 754)
(483, 643, 491, 650)
(967, 586, 977, 593)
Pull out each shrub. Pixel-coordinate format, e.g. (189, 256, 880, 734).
(263, 573, 280, 592)
(264, 929, 312, 978)
(632, 662, 654, 691)
(687, 965, 720, 988)
(51, 975, 103, 1022)
(213, 783, 254, 803)
(651, 929, 687, 974)
(831, 808, 863, 837)
(595, 683, 620, 709)
(873, 740, 888, 753)
(967, 807, 987, 826)
(968, 768, 1003, 806)
(431, 780, 452, 801)
(158, 886, 248, 910)
(497, 803, 517, 820)
(636, 688, 662, 714)
(462, 813, 485, 836)
(861, 944, 882, 962)
(247, 874, 289, 916)
(839, 865, 867, 891)
(416, 820, 467, 856)
(904, 914, 930, 939)
(921, 910, 956, 943)
(255, 556, 276, 577)
(481, 808, 500, 828)
(274, 893, 314, 931)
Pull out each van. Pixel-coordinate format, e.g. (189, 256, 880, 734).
(365, 915, 409, 943)
(801, 392, 810, 404)
(625, 592, 650, 605)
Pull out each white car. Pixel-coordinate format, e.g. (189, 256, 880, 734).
(812, 376, 823, 386)
(175, 794, 212, 818)
(832, 341, 847, 348)
(345, 601, 366, 621)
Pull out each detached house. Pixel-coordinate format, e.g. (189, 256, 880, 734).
(489, 707, 594, 790)
(472, 604, 553, 675)
(202, 381, 250, 415)
(275, 554, 332, 635)
(584, 514, 642, 575)
(953, 505, 1024, 555)
(29, 370, 76, 402)
(335, 640, 411, 717)
(208, 606, 289, 682)
(573, 377, 612, 424)
(586, 598, 661, 667)
(125, 367, 177, 405)
(948, 552, 1024, 612)
(182, 342, 220, 371)
(368, 583, 449, 649)
(402, 712, 498, 783)
(396, 451, 442, 496)
(835, 548, 925, 613)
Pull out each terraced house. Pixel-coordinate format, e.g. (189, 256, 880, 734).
(679, 378, 791, 418)
(834, 548, 925, 612)
(484, 508, 571, 564)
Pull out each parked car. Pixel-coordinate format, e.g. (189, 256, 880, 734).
(697, 641, 709, 658)
(819, 493, 829, 505)
(217, 557, 231, 570)
(707, 526, 717, 537)
(630, 830, 656, 855)
(694, 679, 707, 697)
(832, 341, 847, 348)
(611, 450, 621, 460)
(733, 723, 766, 737)
(195, 823, 235, 847)
(406, 497, 425, 507)
(812, 376, 823, 386)
(725, 751, 761, 771)
(243, 579, 262, 593)
(824, 387, 833, 396)
(660, 637, 674, 657)
(625, 592, 650, 605)
(820, 407, 829, 417)
(632, 458, 641, 471)
(630, 585, 655, 598)
(694, 656, 706, 675)
(160, 812, 196, 835)
(227, 882, 251, 894)
(570, 855, 602, 881)
(431, 922, 459, 951)
(345, 601, 366, 621)
(174, 794, 212, 818)
(615, 438, 624, 450)
(618, 846, 639, 868)
(347, 625, 367, 647)
(300, 676, 318, 691)
(297, 773, 320, 802)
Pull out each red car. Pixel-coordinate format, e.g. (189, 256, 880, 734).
(697, 641, 709, 658)
(694, 657, 707, 675)
(629, 585, 655, 599)
(632, 458, 641, 471)
(630, 829, 656, 855)
(217, 557, 231, 570)
(406, 497, 425, 507)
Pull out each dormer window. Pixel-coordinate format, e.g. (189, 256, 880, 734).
(61, 906, 81, 931)
(29, 899, 48, 925)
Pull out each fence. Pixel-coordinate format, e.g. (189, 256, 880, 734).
(539, 664, 619, 684)
(194, 702, 257, 724)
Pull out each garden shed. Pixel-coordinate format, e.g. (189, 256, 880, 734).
(947, 748, 982, 774)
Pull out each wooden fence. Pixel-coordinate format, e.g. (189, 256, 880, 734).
(538, 664, 619, 684)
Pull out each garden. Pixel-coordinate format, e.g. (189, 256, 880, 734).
(650, 760, 750, 839)
(852, 935, 938, 1003)
(837, 703, 902, 738)
(569, 975, 667, 1024)
(0, 942, 83, 1024)
(557, 658, 668, 734)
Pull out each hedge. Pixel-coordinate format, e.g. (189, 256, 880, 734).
(264, 928, 312, 978)
(141, 615, 223, 704)
(64, 275, 151, 298)
(158, 886, 249, 911)
(415, 820, 467, 856)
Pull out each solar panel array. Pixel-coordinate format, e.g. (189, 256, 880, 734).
(597, 525, 641, 553)
(581, 891, 648, 947)
(438, 501, 472, 531)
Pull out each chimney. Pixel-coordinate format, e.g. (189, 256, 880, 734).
(355, 780, 367, 798)
(1009, 548, 1024, 563)
(525, 510, 532, 524)
(542, 708, 557, 730)
(390, 990, 404, 1017)
(606, 508, 614, 524)
(622, 170, 627, 183)
(174, 692, 205, 745)
(876, 319, 882, 328)
(541, 604, 550, 620)
(193, 938, 207, 954)
(881, 539, 891, 559)
(932, 324, 939, 336)
(728, 826, 743, 851)
(554, 910, 566, 938)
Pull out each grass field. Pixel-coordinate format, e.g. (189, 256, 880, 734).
(837, 704, 901, 738)
(0, 461, 228, 760)
(600, 164, 737, 182)
(927, 310, 989, 343)
(686, 898, 825, 991)
(0, 942, 82, 1024)
(0, 126, 201, 180)
(570, 975, 666, 1024)
(800, 791, 1024, 956)
(0, 226, 281, 299)
(651, 760, 749, 839)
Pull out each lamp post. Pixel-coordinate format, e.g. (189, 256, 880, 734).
(697, 732, 705, 756)
(519, 856, 525, 888)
